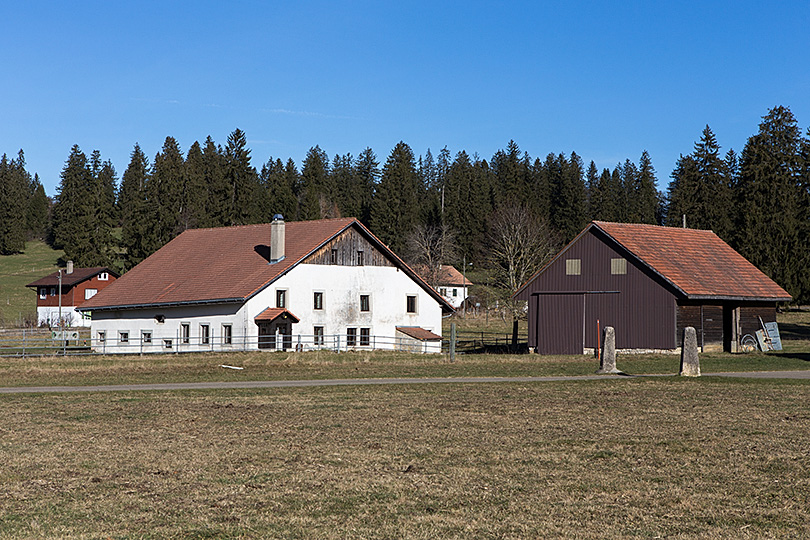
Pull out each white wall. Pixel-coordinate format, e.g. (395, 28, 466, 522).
(89, 263, 444, 354)
(37, 306, 91, 328)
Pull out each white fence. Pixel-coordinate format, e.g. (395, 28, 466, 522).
(0, 330, 444, 357)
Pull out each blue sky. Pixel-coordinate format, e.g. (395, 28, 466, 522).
(3, 1, 809, 196)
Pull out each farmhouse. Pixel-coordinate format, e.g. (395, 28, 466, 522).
(418, 265, 473, 309)
(514, 221, 791, 354)
(26, 262, 118, 327)
(79, 216, 452, 353)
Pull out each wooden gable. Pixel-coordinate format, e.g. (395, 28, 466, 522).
(304, 225, 394, 267)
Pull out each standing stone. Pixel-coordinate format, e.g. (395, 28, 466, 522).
(597, 326, 619, 374)
(680, 326, 701, 377)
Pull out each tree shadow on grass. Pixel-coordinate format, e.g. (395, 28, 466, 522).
(778, 322, 810, 341)
(768, 351, 810, 362)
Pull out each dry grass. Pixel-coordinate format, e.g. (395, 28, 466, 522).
(1, 378, 809, 538)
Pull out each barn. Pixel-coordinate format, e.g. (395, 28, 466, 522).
(514, 221, 791, 354)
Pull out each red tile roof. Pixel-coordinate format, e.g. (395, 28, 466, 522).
(414, 265, 472, 286)
(254, 308, 300, 323)
(592, 221, 791, 301)
(26, 267, 117, 288)
(80, 218, 454, 312)
(396, 327, 443, 341)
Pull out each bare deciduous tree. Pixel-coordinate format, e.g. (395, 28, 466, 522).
(404, 224, 458, 288)
(489, 204, 559, 342)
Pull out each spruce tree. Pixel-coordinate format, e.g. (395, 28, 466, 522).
(260, 157, 298, 221)
(585, 161, 600, 222)
(150, 136, 185, 246)
(733, 106, 807, 301)
(370, 141, 420, 253)
(299, 145, 333, 220)
(353, 148, 378, 225)
(27, 173, 50, 240)
(223, 128, 262, 225)
(120, 144, 153, 269)
(491, 140, 529, 209)
(52, 145, 115, 266)
(0, 152, 29, 254)
(549, 152, 586, 242)
(182, 141, 212, 229)
(203, 136, 228, 227)
(630, 151, 658, 224)
(667, 126, 734, 236)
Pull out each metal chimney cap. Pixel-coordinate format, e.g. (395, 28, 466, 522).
(272, 214, 284, 222)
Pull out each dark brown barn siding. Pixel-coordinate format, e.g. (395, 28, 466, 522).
(305, 227, 393, 267)
(523, 230, 678, 352)
(534, 294, 584, 354)
(677, 303, 724, 347)
(740, 304, 777, 336)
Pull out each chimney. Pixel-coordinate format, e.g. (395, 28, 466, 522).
(270, 214, 285, 263)
(66, 260, 74, 274)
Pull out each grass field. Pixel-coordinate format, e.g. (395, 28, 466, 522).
(2, 378, 809, 538)
(2, 246, 810, 537)
(0, 240, 63, 327)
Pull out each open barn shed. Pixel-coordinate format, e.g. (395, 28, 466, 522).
(514, 221, 791, 355)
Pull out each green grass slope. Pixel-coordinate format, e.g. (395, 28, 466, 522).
(0, 240, 64, 327)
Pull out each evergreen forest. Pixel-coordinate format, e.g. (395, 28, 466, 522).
(2, 106, 809, 303)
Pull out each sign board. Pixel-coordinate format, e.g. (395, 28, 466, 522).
(52, 330, 79, 341)
(764, 321, 782, 351)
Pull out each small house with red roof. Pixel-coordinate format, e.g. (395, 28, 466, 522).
(79, 216, 452, 353)
(435, 265, 473, 309)
(514, 221, 791, 355)
(26, 263, 118, 327)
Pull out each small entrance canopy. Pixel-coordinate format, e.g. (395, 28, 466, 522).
(254, 307, 300, 324)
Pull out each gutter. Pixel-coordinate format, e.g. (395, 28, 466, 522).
(77, 297, 246, 312)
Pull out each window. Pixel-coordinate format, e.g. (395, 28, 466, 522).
(313, 291, 323, 310)
(356, 250, 364, 266)
(222, 324, 232, 345)
(200, 324, 210, 345)
(314, 326, 324, 345)
(611, 258, 627, 275)
(119, 331, 129, 343)
(330, 249, 338, 265)
(97, 331, 106, 343)
(360, 328, 370, 346)
(347, 327, 357, 346)
(406, 295, 417, 314)
(360, 294, 370, 312)
(39, 288, 47, 300)
(98, 272, 109, 281)
(181, 323, 190, 344)
(276, 289, 286, 308)
(141, 331, 152, 344)
(452, 288, 458, 297)
(164, 339, 173, 349)
(440, 288, 447, 296)
(565, 258, 581, 276)
(50, 287, 56, 296)
(85, 288, 98, 300)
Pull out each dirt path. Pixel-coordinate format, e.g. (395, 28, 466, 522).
(1, 370, 809, 394)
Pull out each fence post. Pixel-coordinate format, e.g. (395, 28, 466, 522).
(450, 323, 456, 363)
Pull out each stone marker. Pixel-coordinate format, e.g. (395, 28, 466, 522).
(597, 326, 620, 374)
(680, 326, 701, 377)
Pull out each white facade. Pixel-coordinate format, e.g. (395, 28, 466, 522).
(438, 284, 469, 309)
(36, 306, 93, 328)
(89, 263, 444, 354)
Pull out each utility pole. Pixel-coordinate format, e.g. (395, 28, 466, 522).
(58, 269, 64, 354)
